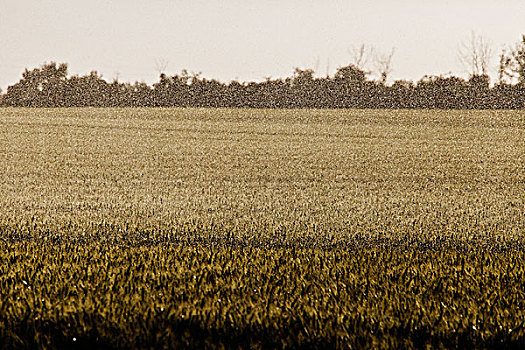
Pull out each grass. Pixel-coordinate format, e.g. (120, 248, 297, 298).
(0, 108, 524, 348)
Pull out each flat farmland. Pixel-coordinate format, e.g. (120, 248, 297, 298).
(1, 108, 524, 246)
(1, 108, 525, 348)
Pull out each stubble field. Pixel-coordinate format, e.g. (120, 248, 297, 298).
(0, 108, 524, 348)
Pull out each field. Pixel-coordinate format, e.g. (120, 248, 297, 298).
(1, 108, 524, 348)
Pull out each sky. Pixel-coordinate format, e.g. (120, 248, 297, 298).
(1, 0, 524, 90)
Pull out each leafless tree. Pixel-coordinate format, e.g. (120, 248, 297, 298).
(348, 44, 374, 71)
(374, 47, 395, 84)
(313, 56, 320, 74)
(498, 46, 517, 84)
(154, 58, 169, 76)
(112, 72, 121, 83)
(458, 32, 493, 77)
(509, 35, 525, 84)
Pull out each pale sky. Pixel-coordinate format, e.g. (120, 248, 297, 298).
(1, 0, 524, 90)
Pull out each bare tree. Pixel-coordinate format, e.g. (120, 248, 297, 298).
(154, 57, 169, 76)
(112, 71, 121, 83)
(313, 56, 320, 74)
(348, 44, 374, 71)
(498, 46, 517, 84)
(496, 36, 525, 85)
(374, 47, 395, 84)
(458, 32, 493, 77)
(513, 35, 525, 84)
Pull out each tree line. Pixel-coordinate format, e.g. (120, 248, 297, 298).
(1, 36, 524, 109)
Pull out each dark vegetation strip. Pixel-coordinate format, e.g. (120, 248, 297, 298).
(1, 48, 525, 110)
(1, 240, 525, 349)
(1, 221, 525, 253)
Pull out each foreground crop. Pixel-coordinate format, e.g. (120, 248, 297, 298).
(1, 242, 525, 349)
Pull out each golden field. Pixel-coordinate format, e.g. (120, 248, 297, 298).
(0, 108, 524, 348)
(1, 108, 523, 245)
